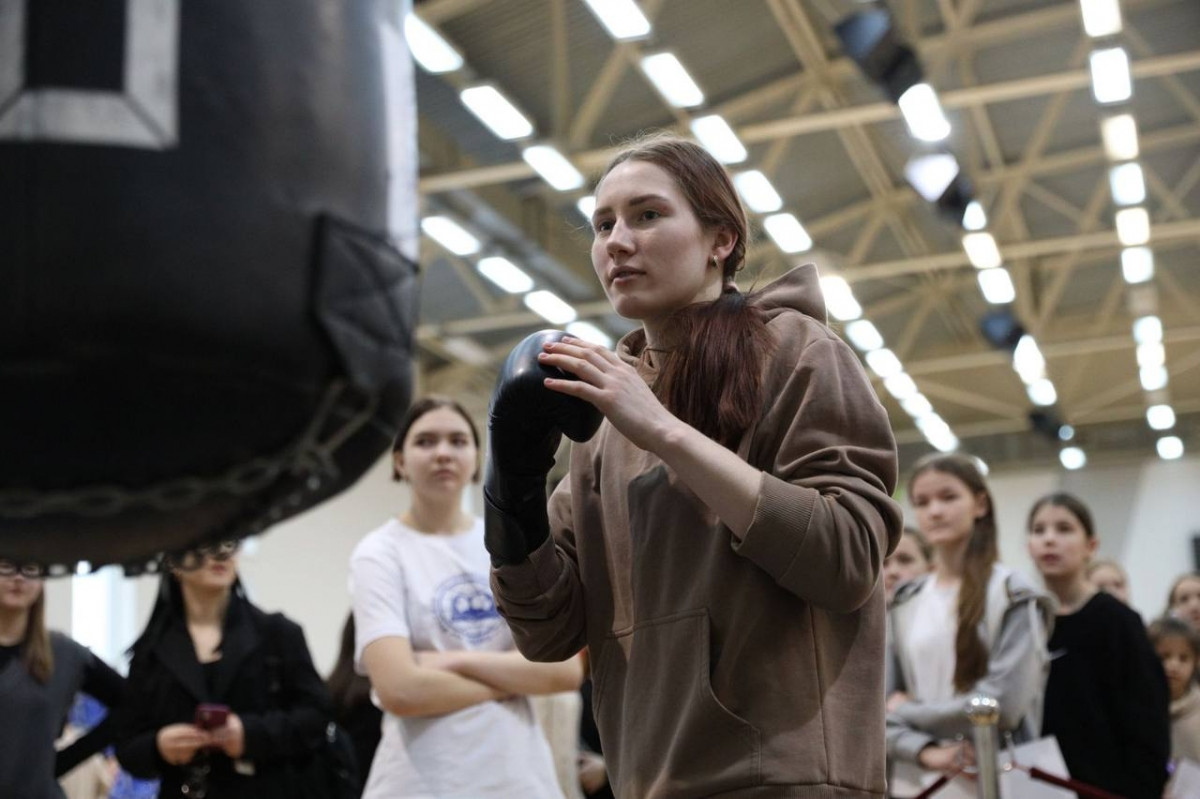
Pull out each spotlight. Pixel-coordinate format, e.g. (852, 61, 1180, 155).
(904, 153, 975, 226)
(834, 9, 924, 102)
(979, 309, 1026, 351)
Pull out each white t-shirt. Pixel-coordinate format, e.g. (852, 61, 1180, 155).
(905, 577, 959, 703)
(350, 517, 563, 799)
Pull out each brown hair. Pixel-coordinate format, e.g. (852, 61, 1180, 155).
(327, 613, 372, 713)
(1149, 616, 1200, 661)
(908, 453, 998, 693)
(21, 587, 54, 684)
(391, 396, 482, 482)
(597, 135, 773, 448)
(1026, 492, 1095, 538)
(1086, 558, 1126, 581)
(901, 525, 933, 563)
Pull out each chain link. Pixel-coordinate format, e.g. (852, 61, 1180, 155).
(0, 381, 385, 576)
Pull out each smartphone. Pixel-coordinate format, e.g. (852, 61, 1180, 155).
(194, 703, 230, 731)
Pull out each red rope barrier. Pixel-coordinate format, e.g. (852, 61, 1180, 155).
(1026, 766, 1125, 799)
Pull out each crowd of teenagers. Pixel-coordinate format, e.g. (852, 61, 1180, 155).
(2, 136, 1198, 799)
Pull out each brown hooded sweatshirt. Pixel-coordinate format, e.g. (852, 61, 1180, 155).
(492, 264, 903, 798)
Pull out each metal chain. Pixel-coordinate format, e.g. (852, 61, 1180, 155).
(0, 380, 385, 576)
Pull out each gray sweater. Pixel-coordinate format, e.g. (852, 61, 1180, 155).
(0, 632, 116, 799)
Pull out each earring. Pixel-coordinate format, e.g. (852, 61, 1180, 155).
(712, 255, 720, 268)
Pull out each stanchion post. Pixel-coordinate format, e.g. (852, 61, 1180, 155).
(965, 694, 1001, 799)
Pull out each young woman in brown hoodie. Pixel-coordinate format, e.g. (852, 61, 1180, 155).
(486, 135, 904, 798)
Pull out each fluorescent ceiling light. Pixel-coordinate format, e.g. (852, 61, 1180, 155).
(884, 372, 919, 400)
(580, 0, 652, 40)
(819, 275, 862, 321)
(962, 200, 988, 232)
(901, 393, 934, 419)
(904, 153, 959, 202)
(963, 232, 1002, 269)
(460, 85, 534, 140)
(1027, 378, 1058, 407)
(844, 319, 884, 352)
(1136, 341, 1166, 369)
(577, 195, 597, 222)
(404, 14, 464, 74)
(421, 215, 481, 255)
(1100, 114, 1139, 161)
(977, 268, 1016, 304)
(566, 320, 614, 348)
(1115, 207, 1150, 246)
(1013, 334, 1046, 384)
(524, 290, 577, 324)
(1109, 162, 1146, 206)
(763, 213, 813, 253)
(917, 414, 958, 453)
(1147, 404, 1176, 431)
(639, 52, 705, 108)
(522, 145, 585, 191)
(690, 115, 747, 163)
(1157, 435, 1184, 460)
(1132, 315, 1163, 344)
(1139, 365, 1169, 391)
(733, 170, 784, 213)
(440, 335, 492, 367)
(1059, 446, 1087, 470)
(476, 256, 534, 294)
(1080, 0, 1123, 38)
(897, 83, 952, 142)
(1121, 247, 1154, 284)
(865, 348, 904, 379)
(1089, 47, 1132, 104)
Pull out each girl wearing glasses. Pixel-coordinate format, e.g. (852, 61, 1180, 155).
(0, 560, 126, 799)
(116, 541, 333, 799)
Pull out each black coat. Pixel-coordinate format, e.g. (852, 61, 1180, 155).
(116, 597, 332, 799)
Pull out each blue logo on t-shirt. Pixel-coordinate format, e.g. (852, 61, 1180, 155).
(433, 573, 503, 644)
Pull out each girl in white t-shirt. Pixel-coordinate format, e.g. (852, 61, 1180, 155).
(884, 454, 1051, 797)
(350, 396, 583, 799)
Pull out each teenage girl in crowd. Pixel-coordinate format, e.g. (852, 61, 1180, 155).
(485, 136, 903, 798)
(883, 527, 932, 605)
(117, 541, 332, 799)
(0, 560, 126, 799)
(1150, 616, 1200, 767)
(1027, 492, 1169, 798)
(1168, 574, 1200, 631)
(349, 396, 582, 799)
(1087, 558, 1130, 604)
(885, 454, 1052, 797)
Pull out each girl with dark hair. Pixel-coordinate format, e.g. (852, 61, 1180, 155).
(349, 396, 582, 798)
(1149, 617, 1200, 765)
(1028, 492, 1169, 798)
(885, 454, 1051, 796)
(487, 135, 903, 797)
(0, 561, 126, 799)
(116, 542, 332, 798)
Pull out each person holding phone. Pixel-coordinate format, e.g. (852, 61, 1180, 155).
(116, 541, 333, 799)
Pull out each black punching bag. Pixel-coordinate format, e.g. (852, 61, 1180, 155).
(0, 0, 419, 571)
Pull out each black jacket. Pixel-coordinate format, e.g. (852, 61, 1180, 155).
(116, 598, 332, 799)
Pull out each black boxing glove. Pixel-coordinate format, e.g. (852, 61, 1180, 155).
(484, 331, 603, 566)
